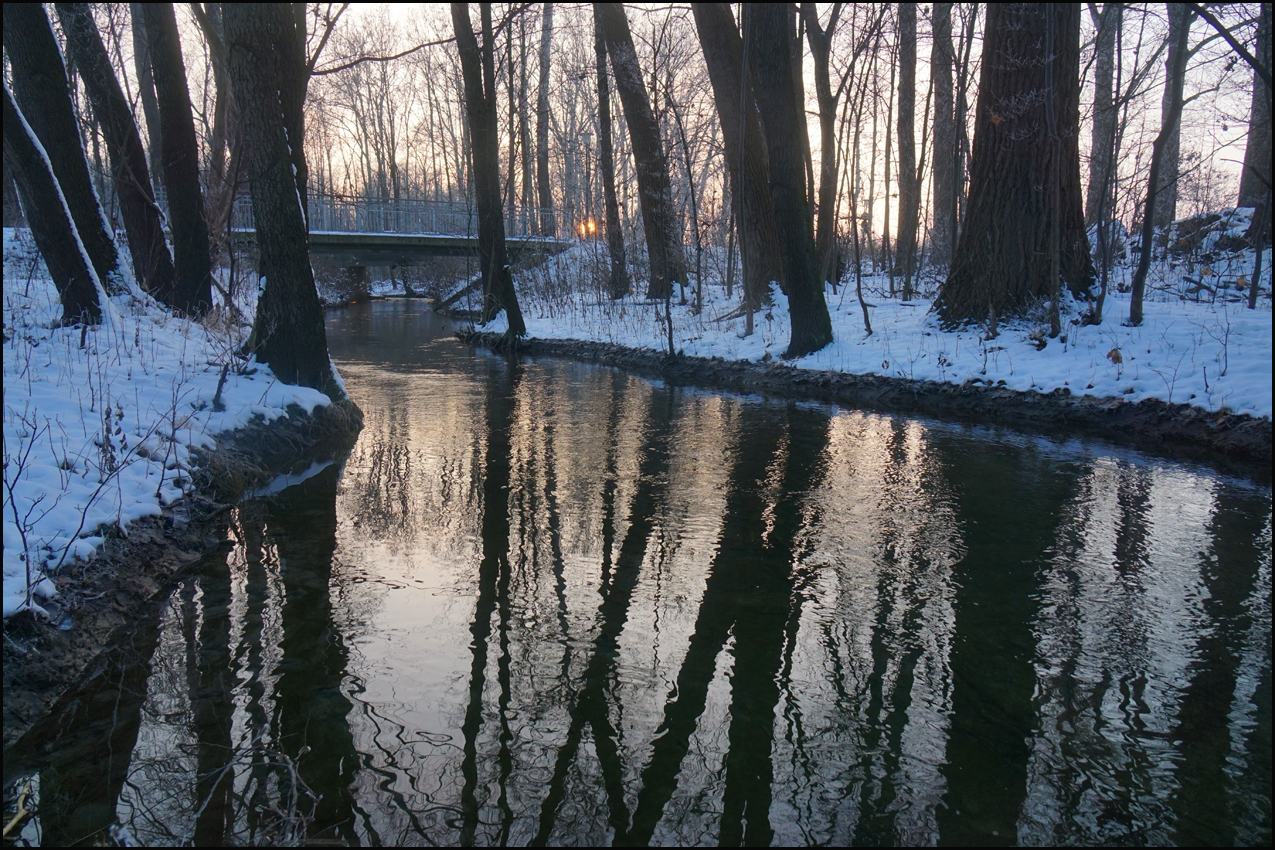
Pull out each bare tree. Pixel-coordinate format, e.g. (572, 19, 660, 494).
(1238, 3, 1271, 209)
(1152, 3, 1190, 229)
(1086, 3, 1121, 228)
(895, 2, 919, 300)
(595, 16, 631, 299)
(452, 2, 526, 336)
(931, 2, 956, 265)
(536, 2, 556, 234)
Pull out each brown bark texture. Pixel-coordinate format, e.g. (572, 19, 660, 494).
(452, 2, 526, 335)
(936, 3, 1095, 326)
(1085, 3, 1120, 227)
(536, 2, 555, 235)
(802, 2, 842, 287)
(594, 18, 631, 299)
(130, 3, 164, 185)
(3, 87, 102, 324)
(1152, 3, 1188, 228)
(3, 3, 120, 292)
(224, 3, 340, 397)
(931, 2, 956, 264)
(744, 3, 833, 357)
(1238, 3, 1272, 211)
(595, 2, 688, 300)
(56, 2, 176, 301)
(895, 2, 919, 298)
(693, 2, 782, 307)
(140, 2, 212, 313)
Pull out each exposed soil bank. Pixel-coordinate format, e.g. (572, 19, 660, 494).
(463, 332, 1272, 469)
(2, 399, 363, 756)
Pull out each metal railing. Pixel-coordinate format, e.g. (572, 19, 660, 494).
(227, 192, 569, 240)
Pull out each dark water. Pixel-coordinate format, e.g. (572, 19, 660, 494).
(7, 300, 1271, 846)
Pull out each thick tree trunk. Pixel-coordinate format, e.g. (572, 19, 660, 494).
(931, 2, 956, 265)
(452, 2, 526, 336)
(1086, 3, 1120, 227)
(56, 3, 176, 301)
(1238, 3, 1271, 210)
(744, 3, 833, 358)
(1152, 3, 1189, 229)
(224, 3, 340, 396)
(1129, 6, 1193, 326)
(3, 3, 120, 292)
(141, 3, 212, 314)
(936, 3, 1095, 327)
(896, 2, 919, 299)
(595, 3, 687, 301)
(595, 19, 631, 299)
(3, 87, 101, 324)
(693, 3, 782, 308)
(130, 3, 164, 189)
(536, 3, 555, 235)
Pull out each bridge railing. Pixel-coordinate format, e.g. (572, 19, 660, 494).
(227, 193, 570, 240)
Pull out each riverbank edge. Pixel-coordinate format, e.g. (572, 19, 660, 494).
(463, 331, 1272, 467)
(2, 398, 363, 757)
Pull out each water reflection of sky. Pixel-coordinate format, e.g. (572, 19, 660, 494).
(10, 302, 1270, 847)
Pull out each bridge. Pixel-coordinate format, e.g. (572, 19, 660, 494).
(229, 193, 575, 265)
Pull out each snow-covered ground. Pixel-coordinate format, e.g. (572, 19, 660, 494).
(457, 238, 1272, 420)
(2, 228, 333, 618)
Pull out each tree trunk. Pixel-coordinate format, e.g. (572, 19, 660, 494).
(595, 3, 687, 301)
(1238, 2, 1271, 210)
(3, 87, 101, 324)
(1086, 3, 1121, 227)
(693, 3, 782, 309)
(224, 3, 340, 396)
(745, 3, 833, 358)
(931, 2, 956, 264)
(3, 3, 120, 292)
(56, 3, 176, 301)
(936, 3, 1095, 327)
(896, 2, 919, 299)
(802, 3, 842, 288)
(141, 3, 212, 314)
(130, 3, 164, 189)
(1152, 3, 1189, 229)
(595, 19, 631, 299)
(520, 15, 535, 211)
(452, 2, 526, 336)
(536, 2, 555, 235)
(1128, 6, 1193, 326)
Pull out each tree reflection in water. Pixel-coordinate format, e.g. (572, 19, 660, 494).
(8, 302, 1270, 847)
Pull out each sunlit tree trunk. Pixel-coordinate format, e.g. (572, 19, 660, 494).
(693, 2, 782, 309)
(4, 3, 120, 292)
(56, 2, 176, 301)
(936, 3, 1094, 328)
(744, 3, 833, 357)
(3, 87, 101, 324)
(595, 18, 631, 299)
(224, 2, 341, 395)
(140, 3, 212, 314)
(452, 2, 526, 336)
(931, 2, 956, 265)
(595, 2, 687, 301)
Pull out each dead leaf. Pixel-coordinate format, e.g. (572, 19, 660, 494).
(1106, 348, 1123, 365)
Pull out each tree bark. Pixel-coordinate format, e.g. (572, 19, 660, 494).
(452, 2, 526, 336)
(130, 3, 164, 190)
(56, 3, 176, 301)
(931, 2, 956, 265)
(224, 3, 340, 396)
(744, 3, 833, 357)
(1238, 2, 1271, 210)
(3, 3, 120, 292)
(1152, 3, 1189, 229)
(801, 2, 843, 287)
(693, 2, 782, 308)
(1129, 6, 1193, 326)
(595, 18, 631, 299)
(536, 2, 556, 235)
(1086, 3, 1121, 228)
(3, 87, 101, 324)
(896, 2, 919, 299)
(936, 3, 1095, 327)
(595, 3, 687, 301)
(140, 3, 212, 314)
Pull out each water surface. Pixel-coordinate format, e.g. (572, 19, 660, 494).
(8, 300, 1271, 846)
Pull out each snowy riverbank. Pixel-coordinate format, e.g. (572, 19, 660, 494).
(2, 228, 336, 618)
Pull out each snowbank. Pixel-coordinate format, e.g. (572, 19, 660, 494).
(2, 228, 334, 618)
